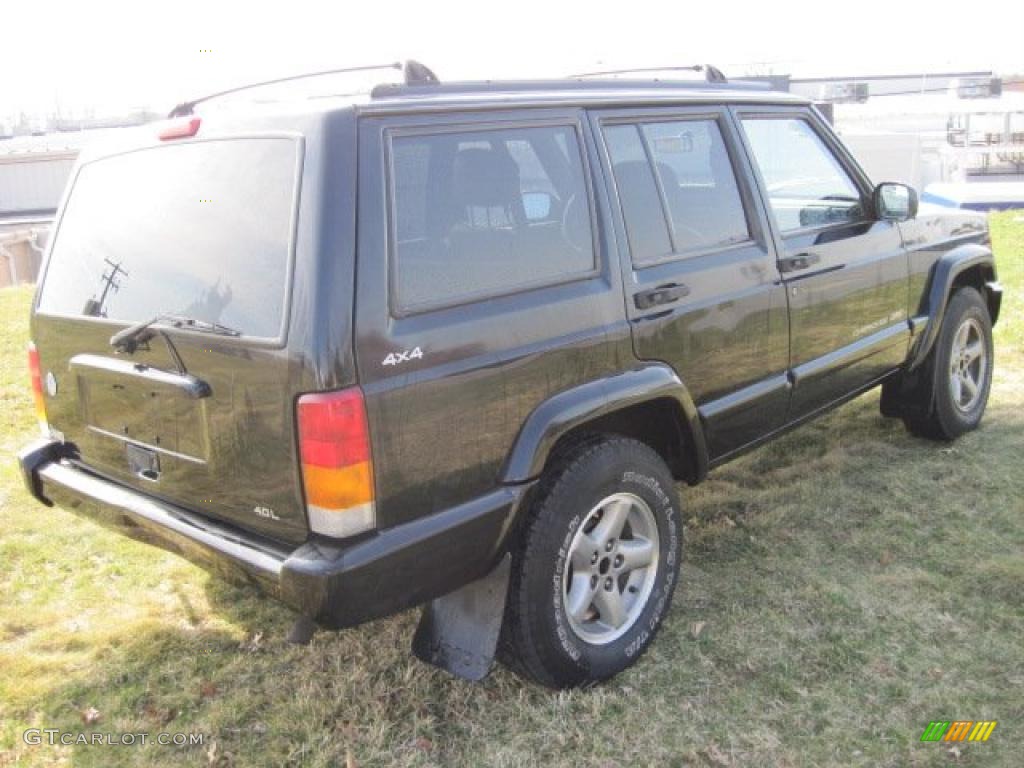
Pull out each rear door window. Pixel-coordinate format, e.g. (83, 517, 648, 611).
(602, 125, 673, 265)
(38, 138, 300, 339)
(604, 119, 750, 264)
(389, 124, 595, 312)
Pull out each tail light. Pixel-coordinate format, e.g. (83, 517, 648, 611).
(27, 342, 48, 436)
(297, 388, 375, 537)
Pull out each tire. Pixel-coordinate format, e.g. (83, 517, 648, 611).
(501, 436, 682, 688)
(903, 286, 993, 440)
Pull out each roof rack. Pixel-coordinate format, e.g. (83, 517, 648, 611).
(167, 59, 440, 117)
(369, 78, 773, 102)
(569, 64, 728, 83)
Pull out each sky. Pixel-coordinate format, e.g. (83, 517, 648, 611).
(3, 0, 1023, 116)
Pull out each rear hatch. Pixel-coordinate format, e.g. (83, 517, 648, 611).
(32, 129, 310, 543)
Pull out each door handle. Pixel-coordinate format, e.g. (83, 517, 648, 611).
(778, 252, 821, 273)
(634, 283, 689, 310)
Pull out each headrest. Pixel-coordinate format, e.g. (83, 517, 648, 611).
(612, 160, 654, 186)
(452, 148, 521, 208)
(612, 160, 680, 189)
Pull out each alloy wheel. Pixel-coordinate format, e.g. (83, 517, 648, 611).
(561, 492, 660, 644)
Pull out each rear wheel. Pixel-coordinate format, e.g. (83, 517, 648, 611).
(501, 437, 682, 688)
(902, 287, 993, 440)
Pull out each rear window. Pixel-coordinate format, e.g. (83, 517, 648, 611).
(38, 138, 299, 339)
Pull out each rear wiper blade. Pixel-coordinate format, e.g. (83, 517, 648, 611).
(110, 313, 241, 352)
(153, 313, 242, 337)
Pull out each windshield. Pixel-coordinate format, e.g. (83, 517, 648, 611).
(37, 137, 299, 339)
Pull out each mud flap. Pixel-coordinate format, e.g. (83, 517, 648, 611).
(287, 615, 318, 645)
(412, 553, 511, 681)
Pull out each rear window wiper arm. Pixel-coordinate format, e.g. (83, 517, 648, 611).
(110, 313, 241, 353)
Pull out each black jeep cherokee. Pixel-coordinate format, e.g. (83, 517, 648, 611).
(18, 63, 1002, 689)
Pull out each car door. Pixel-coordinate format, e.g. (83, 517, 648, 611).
(591, 106, 790, 461)
(354, 110, 628, 528)
(733, 105, 910, 420)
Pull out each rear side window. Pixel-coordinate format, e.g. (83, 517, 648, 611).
(604, 119, 750, 264)
(740, 117, 864, 231)
(38, 138, 299, 339)
(390, 124, 595, 311)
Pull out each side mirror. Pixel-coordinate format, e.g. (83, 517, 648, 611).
(873, 182, 918, 222)
(522, 191, 554, 222)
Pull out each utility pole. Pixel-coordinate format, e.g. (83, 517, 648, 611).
(83, 258, 127, 316)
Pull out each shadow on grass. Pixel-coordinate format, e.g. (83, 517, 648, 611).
(27, 588, 441, 767)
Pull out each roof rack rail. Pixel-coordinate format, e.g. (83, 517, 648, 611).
(167, 59, 439, 117)
(569, 64, 728, 83)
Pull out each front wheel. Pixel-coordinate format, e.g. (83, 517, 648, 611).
(903, 286, 994, 440)
(501, 437, 682, 688)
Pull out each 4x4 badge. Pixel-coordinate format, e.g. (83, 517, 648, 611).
(382, 346, 423, 367)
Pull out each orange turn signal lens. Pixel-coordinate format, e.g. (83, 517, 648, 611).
(301, 461, 373, 511)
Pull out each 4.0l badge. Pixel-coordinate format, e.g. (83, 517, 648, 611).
(254, 506, 281, 520)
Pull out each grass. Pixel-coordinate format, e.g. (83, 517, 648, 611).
(1, 211, 1023, 767)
